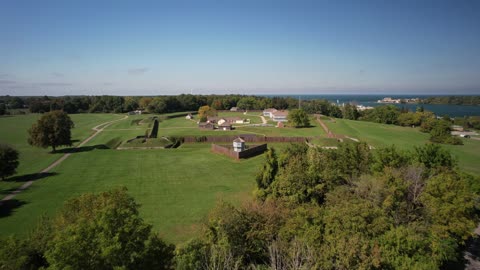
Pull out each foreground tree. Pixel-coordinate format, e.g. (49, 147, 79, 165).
(27, 110, 74, 152)
(0, 188, 175, 269)
(287, 109, 310, 128)
(0, 144, 19, 180)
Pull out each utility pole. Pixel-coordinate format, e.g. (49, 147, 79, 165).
(298, 96, 301, 109)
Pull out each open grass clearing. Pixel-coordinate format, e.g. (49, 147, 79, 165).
(324, 118, 480, 175)
(0, 114, 125, 194)
(0, 141, 260, 244)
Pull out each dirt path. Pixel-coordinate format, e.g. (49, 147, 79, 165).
(260, 116, 267, 124)
(0, 115, 128, 203)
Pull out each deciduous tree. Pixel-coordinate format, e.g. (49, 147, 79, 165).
(45, 188, 175, 269)
(0, 144, 19, 180)
(287, 109, 310, 128)
(27, 110, 74, 153)
(198, 105, 217, 121)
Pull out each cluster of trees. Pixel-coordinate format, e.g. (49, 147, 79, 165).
(0, 188, 175, 269)
(453, 116, 480, 130)
(1, 95, 288, 115)
(1, 95, 359, 116)
(420, 116, 463, 145)
(420, 96, 480, 106)
(348, 105, 464, 145)
(175, 142, 479, 269)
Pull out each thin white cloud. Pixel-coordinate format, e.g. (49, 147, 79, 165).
(128, 68, 149, 75)
(52, 72, 65, 77)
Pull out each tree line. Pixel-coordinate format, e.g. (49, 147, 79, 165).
(1, 95, 360, 117)
(420, 96, 480, 106)
(0, 95, 298, 115)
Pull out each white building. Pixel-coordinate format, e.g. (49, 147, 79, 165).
(233, 137, 245, 152)
(271, 111, 288, 122)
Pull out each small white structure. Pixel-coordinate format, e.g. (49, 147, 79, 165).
(233, 137, 245, 152)
(263, 108, 288, 122)
(217, 118, 227, 125)
(271, 111, 289, 122)
(263, 108, 277, 117)
(129, 110, 143, 115)
(356, 105, 374, 111)
(185, 113, 193, 120)
(230, 107, 238, 112)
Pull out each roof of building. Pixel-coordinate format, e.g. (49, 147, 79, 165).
(218, 122, 232, 127)
(233, 137, 245, 143)
(272, 110, 289, 117)
(226, 117, 242, 121)
(263, 108, 277, 113)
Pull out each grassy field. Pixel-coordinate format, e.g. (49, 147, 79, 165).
(2, 112, 478, 245)
(153, 115, 325, 137)
(0, 113, 262, 244)
(324, 118, 480, 175)
(0, 114, 124, 194)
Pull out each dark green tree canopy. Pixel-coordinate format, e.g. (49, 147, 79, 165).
(0, 144, 19, 180)
(0, 188, 175, 269)
(27, 110, 74, 152)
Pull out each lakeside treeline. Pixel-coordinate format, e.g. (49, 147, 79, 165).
(420, 95, 480, 106)
(1, 94, 479, 115)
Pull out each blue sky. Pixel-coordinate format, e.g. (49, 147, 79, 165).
(1, 0, 479, 96)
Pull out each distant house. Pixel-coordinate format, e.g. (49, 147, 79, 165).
(263, 108, 277, 117)
(263, 108, 288, 122)
(233, 137, 245, 152)
(451, 125, 464, 132)
(128, 109, 143, 115)
(271, 111, 289, 122)
(216, 117, 246, 125)
(235, 118, 249, 124)
(218, 122, 232, 131)
(230, 107, 238, 112)
(207, 116, 220, 123)
(198, 122, 214, 130)
(186, 113, 193, 120)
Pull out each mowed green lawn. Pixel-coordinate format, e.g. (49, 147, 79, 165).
(324, 118, 480, 175)
(0, 114, 261, 244)
(0, 114, 124, 194)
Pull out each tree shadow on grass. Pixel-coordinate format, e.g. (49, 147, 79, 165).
(0, 199, 28, 218)
(54, 144, 110, 154)
(4, 172, 57, 183)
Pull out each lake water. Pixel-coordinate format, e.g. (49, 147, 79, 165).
(261, 95, 480, 117)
